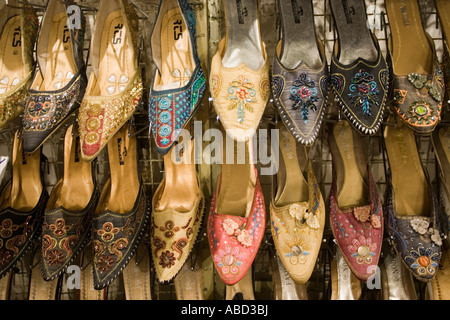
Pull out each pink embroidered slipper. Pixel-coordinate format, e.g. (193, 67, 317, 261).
(207, 143, 266, 285)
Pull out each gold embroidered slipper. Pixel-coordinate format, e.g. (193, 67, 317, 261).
(78, 0, 143, 161)
(151, 139, 205, 282)
(270, 122, 325, 284)
(209, 0, 270, 141)
(0, 0, 38, 130)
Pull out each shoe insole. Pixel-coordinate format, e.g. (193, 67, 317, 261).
(34, 11, 77, 91)
(381, 250, 418, 300)
(49, 125, 94, 211)
(278, 0, 321, 69)
(97, 10, 133, 96)
(95, 124, 139, 214)
(216, 138, 255, 217)
(275, 123, 308, 207)
(154, 7, 194, 91)
(385, 0, 432, 75)
(174, 255, 204, 300)
(0, 132, 41, 212)
(436, 0, 450, 50)
(384, 118, 431, 216)
(330, 0, 377, 65)
(156, 140, 199, 212)
(222, 0, 264, 71)
(28, 252, 58, 300)
(225, 269, 255, 300)
(123, 243, 152, 300)
(427, 249, 450, 300)
(0, 16, 24, 94)
(330, 248, 361, 300)
(329, 121, 368, 209)
(0, 271, 12, 300)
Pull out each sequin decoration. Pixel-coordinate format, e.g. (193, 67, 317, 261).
(347, 69, 379, 117)
(226, 75, 257, 124)
(407, 73, 442, 102)
(289, 74, 319, 123)
(404, 247, 440, 278)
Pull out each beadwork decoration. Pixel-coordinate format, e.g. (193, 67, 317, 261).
(226, 75, 257, 124)
(289, 74, 319, 123)
(405, 247, 440, 277)
(408, 73, 442, 102)
(347, 69, 380, 117)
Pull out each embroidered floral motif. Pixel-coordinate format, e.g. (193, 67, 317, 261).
(227, 75, 257, 124)
(347, 236, 377, 265)
(159, 250, 176, 269)
(282, 237, 310, 265)
(214, 245, 247, 275)
(405, 246, 440, 277)
(409, 218, 442, 246)
(289, 74, 318, 123)
(407, 73, 442, 102)
(348, 69, 379, 117)
(221, 218, 253, 247)
(402, 100, 439, 126)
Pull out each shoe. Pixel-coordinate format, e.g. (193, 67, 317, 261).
(328, 120, 383, 282)
(207, 139, 266, 285)
(0, 0, 39, 129)
(151, 139, 205, 282)
(270, 122, 325, 284)
(271, 0, 329, 146)
(209, 0, 270, 141)
(385, 0, 444, 134)
(148, 0, 207, 155)
(41, 125, 99, 281)
(78, 0, 143, 161)
(384, 117, 442, 282)
(329, 0, 389, 135)
(330, 247, 362, 300)
(92, 123, 150, 289)
(0, 131, 48, 279)
(22, 0, 87, 153)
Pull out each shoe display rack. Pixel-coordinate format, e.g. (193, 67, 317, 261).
(0, 0, 446, 300)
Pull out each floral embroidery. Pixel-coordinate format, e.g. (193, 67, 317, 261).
(407, 73, 442, 102)
(271, 76, 284, 97)
(289, 74, 319, 123)
(0, 219, 18, 238)
(405, 247, 440, 277)
(214, 245, 247, 275)
(159, 250, 176, 269)
(221, 218, 253, 247)
(402, 100, 440, 126)
(348, 69, 379, 117)
(348, 236, 377, 265)
(288, 203, 319, 229)
(47, 218, 72, 238)
(227, 75, 257, 124)
(97, 222, 120, 242)
(282, 237, 310, 265)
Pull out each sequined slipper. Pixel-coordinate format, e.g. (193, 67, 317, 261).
(270, 123, 325, 284)
(92, 124, 150, 290)
(329, 0, 389, 135)
(209, 0, 270, 141)
(384, 117, 442, 282)
(149, 0, 206, 155)
(328, 121, 383, 282)
(271, 0, 329, 145)
(0, 0, 38, 130)
(78, 0, 143, 161)
(0, 131, 48, 279)
(22, 0, 87, 153)
(41, 125, 99, 281)
(151, 140, 205, 282)
(385, 0, 444, 134)
(207, 140, 266, 285)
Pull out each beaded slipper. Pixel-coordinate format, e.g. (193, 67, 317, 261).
(41, 125, 99, 281)
(78, 0, 143, 161)
(92, 124, 150, 289)
(0, 0, 38, 130)
(22, 0, 87, 153)
(270, 123, 325, 284)
(385, 0, 444, 134)
(209, 0, 270, 141)
(149, 0, 206, 155)
(271, 0, 329, 146)
(151, 140, 205, 282)
(384, 117, 442, 282)
(0, 131, 48, 279)
(329, 0, 389, 135)
(328, 121, 383, 282)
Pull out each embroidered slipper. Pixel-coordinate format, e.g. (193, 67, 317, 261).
(329, 0, 389, 135)
(78, 244, 106, 300)
(22, 0, 87, 153)
(92, 124, 150, 289)
(271, 0, 329, 145)
(0, 131, 48, 280)
(328, 120, 383, 282)
(0, 0, 38, 130)
(380, 248, 418, 300)
(207, 139, 266, 286)
(174, 253, 204, 300)
(209, 0, 270, 141)
(384, 117, 442, 282)
(270, 123, 325, 284)
(78, 0, 143, 161)
(149, 0, 206, 155)
(330, 247, 362, 300)
(41, 125, 99, 281)
(28, 250, 58, 300)
(123, 242, 152, 300)
(225, 268, 255, 300)
(385, 0, 444, 134)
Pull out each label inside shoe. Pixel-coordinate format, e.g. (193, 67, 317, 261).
(236, 0, 248, 25)
(63, 25, 70, 50)
(173, 19, 183, 40)
(291, 0, 303, 24)
(400, 0, 411, 27)
(342, 0, 355, 24)
(117, 138, 128, 166)
(12, 26, 21, 49)
(113, 23, 124, 45)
